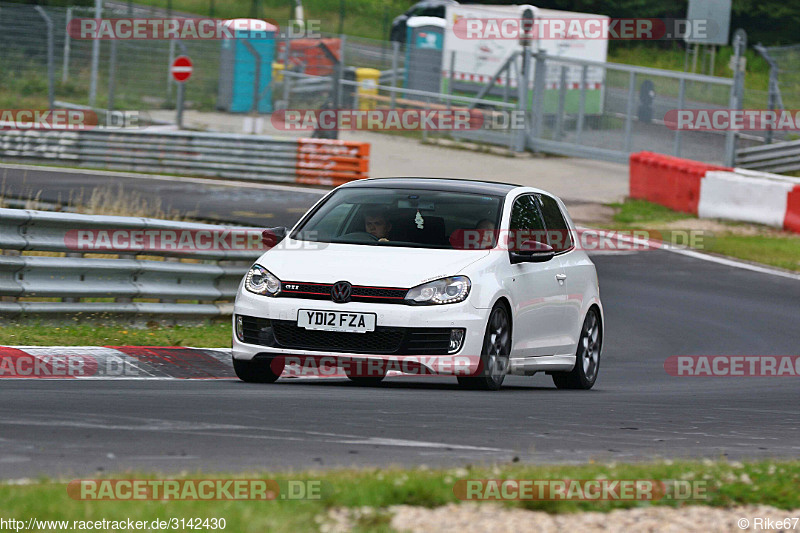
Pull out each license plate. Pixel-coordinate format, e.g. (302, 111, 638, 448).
(297, 309, 376, 333)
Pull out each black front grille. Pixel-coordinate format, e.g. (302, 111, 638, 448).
(274, 322, 405, 354)
(238, 315, 454, 355)
(279, 281, 407, 304)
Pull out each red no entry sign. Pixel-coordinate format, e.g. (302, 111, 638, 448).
(170, 56, 193, 83)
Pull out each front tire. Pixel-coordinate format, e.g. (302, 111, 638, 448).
(552, 308, 602, 390)
(233, 357, 283, 383)
(458, 303, 511, 391)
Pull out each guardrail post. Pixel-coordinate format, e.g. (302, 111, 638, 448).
(529, 50, 546, 152)
(673, 78, 686, 157)
(89, 0, 102, 107)
(62, 7, 72, 83)
(337, 35, 347, 108)
(391, 41, 401, 110)
(515, 49, 530, 153)
(724, 29, 747, 167)
(62, 252, 83, 303)
(167, 38, 176, 101)
(555, 65, 567, 141)
(280, 35, 291, 109)
(108, 40, 118, 114)
(34, 6, 55, 110)
(575, 65, 587, 145)
(623, 71, 636, 153)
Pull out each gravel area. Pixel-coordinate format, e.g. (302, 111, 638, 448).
(321, 503, 800, 532)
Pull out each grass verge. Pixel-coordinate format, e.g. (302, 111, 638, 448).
(2, 460, 799, 532)
(605, 199, 800, 272)
(0, 322, 231, 347)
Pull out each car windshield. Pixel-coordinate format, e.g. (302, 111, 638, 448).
(291, 187, 503, 249)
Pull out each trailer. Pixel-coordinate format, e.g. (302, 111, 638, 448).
(442, 4, 609, 114)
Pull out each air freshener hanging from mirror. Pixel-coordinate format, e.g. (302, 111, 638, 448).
(415, 210, 424, 229)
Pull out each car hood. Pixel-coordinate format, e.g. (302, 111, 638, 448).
(256, 239, 490, 287)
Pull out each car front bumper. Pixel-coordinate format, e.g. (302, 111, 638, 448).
(232, 291, 489, 375)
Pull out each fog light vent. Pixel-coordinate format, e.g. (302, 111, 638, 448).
(235, 315, 244, 342)
(448, 329, 466, 354)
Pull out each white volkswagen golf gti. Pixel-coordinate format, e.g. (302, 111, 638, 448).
(233, 178, 603, 390)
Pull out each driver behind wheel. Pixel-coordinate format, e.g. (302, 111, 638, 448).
(364, 208, 392, 241)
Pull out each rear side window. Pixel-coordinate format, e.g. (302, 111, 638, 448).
(536, 194, 573, 252)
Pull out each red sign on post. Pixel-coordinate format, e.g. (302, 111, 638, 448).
(170, 56, 193, 83)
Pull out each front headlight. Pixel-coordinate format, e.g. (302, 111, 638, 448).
(405, 276, 471, 305)
(244, 264, 281, 296)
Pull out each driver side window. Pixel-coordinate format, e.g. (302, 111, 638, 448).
(509, 195, 547, 249)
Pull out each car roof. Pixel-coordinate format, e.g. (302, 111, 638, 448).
(340, 177, 521, 196)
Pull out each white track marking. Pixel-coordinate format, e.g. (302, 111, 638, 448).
(0, 415, 509, 451)
(664, 247, 800, 281)
(578, 226, 800, 281)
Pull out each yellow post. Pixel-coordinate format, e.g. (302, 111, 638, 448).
(272, 62, 284, 82)
(356, 68, 380, 110)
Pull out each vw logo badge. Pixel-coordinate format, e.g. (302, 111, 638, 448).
(331, 281, 352, 303)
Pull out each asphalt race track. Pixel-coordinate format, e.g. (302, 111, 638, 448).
(2, 248, 799, 478)
(0, 165, 324, 227)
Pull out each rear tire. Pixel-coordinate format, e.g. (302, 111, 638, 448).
(457, 303, 511, 391)
(552, 308, 601, 390)
(233, 357, 282, 383)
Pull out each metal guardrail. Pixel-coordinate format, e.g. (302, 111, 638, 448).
(0, 208, 263, 317)
(0, 129, 370, 186)
(736, 139, 800, 173)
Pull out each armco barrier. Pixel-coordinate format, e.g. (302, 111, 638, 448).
(0, 208, 264, 318)
(629, 152, 732, 214)
(0, 129, 369, 186)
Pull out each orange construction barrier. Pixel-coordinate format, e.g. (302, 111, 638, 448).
(295, 139, 370, 186)
(276, 38, 341, 76)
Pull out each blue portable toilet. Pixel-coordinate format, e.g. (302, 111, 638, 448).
(217, 18, 276, 113)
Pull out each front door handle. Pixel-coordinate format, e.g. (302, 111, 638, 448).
(555, 274, 567, 281)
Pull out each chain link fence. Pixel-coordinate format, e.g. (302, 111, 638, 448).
(0, 1, 763, 166)
(754, 43, 800, 144)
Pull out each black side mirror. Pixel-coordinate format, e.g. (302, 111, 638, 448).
(262, 227, 288, 249)
(510, 240, 555, 264)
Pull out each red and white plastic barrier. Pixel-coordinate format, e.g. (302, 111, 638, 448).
(699, 170, 800, 229)
(630, 151, 800, 233)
